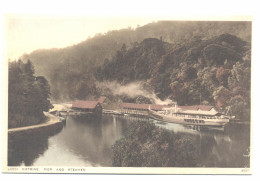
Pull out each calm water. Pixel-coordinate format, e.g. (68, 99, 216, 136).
(8, 114, 250, 167)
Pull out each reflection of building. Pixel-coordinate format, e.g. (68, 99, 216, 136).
(72, 100, 102, 115)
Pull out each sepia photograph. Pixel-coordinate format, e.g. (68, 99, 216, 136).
(1, 11, 255, 175)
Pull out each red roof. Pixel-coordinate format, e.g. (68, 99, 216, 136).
(178, 105, 214, 111)
(120, 103, 148, 110)
(72, 100, 100, 109)
(120, 103, 170, 111)
(98, 96, 107, 104)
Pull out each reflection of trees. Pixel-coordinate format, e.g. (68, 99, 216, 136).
(72, 115, 103, 138)
(199, 135, 216, 160)
(57, 115, 128, 166)
(192, 124, 250, 167)
(8, 115, 250, 168)
(224, 124, 250, 167)
(8, 135, 49, 166)
(8, 126, 63, 166)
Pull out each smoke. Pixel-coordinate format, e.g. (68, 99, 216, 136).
(96, 81, 173, 105)
(149, 92, 173, 105)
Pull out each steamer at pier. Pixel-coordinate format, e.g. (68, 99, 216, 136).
(120, 102, 231, 127)
(148, 104, 230, 127)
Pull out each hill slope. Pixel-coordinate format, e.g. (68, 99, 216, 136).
(97, 34, 251, 120)
(20, 21, 251, 112)
(22, 21, 251, 99)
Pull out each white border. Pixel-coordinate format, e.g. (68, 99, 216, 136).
(1, 0, 259, 180)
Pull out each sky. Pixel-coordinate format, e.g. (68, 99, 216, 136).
(2, 0, 257, 61)
(4, 15, 156, 60)
(4, 14, 253, 61)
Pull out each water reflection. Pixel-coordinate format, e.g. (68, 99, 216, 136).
(8, 114, 250, 167)
(8, 135, 49, 166)
(33, 115, 131, 166)
(165, 123, 249, 167)
(8, 125, 63, 166)
(122, 116, 250, 167)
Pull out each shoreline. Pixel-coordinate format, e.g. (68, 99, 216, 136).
(8, 112, 63, 138)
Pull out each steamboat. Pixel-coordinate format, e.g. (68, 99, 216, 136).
(149, 104, 230, 127)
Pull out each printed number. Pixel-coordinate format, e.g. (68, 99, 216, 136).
(241, 168, 249, 172)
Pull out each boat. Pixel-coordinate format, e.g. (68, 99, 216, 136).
(148, 104, 230, 127)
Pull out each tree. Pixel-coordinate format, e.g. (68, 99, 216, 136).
(197, 67, 218, 104)
(228, 95, 250, 121)
(226, 53, 250, 120)
(228, 61, 250, 90)
(24, 59, 35, 76)
(213, 86, 232, 109)
(216, 66, 230, 87)
(112, 121, 197, 167)
(179, 67, 197, 82)
(8, 60, 53, 128)
(121, 43, 127, 53)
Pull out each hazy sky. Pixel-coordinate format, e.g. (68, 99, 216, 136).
(4, 15, 156, 60)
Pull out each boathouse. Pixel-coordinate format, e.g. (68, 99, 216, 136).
(97, 96, 107, 104)
(71, 100, 102, 115)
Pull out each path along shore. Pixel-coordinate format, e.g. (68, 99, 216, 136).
(8, 113, 63, 138)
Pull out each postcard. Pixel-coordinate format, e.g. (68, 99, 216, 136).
(1, 15, 252, 174)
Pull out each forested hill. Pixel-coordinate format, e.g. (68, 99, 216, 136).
(96, 34, 251, 121)
(95, 38, 173, 82)
(21, 21, 251, 101)
(19, 21, 251, 120)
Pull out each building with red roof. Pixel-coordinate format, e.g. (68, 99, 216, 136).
(72, 100, 102, 114)
(97, 96, 107, 104)
(120, 103, 170, 111)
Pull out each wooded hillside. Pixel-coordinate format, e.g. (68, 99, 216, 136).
(96, 34, 251, 120)
(21, 21, 251, 101)
(19, 21, 251, 120)
(8, 60, 53, 128)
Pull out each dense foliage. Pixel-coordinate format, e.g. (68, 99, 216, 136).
(112, 121, 197, 167)
(8, 60, 53, 128)
(96, 34, 251, 121)
(20, 21, 251, 121)
(22, 21, 251, 101)
(95, 39, 172, 82)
